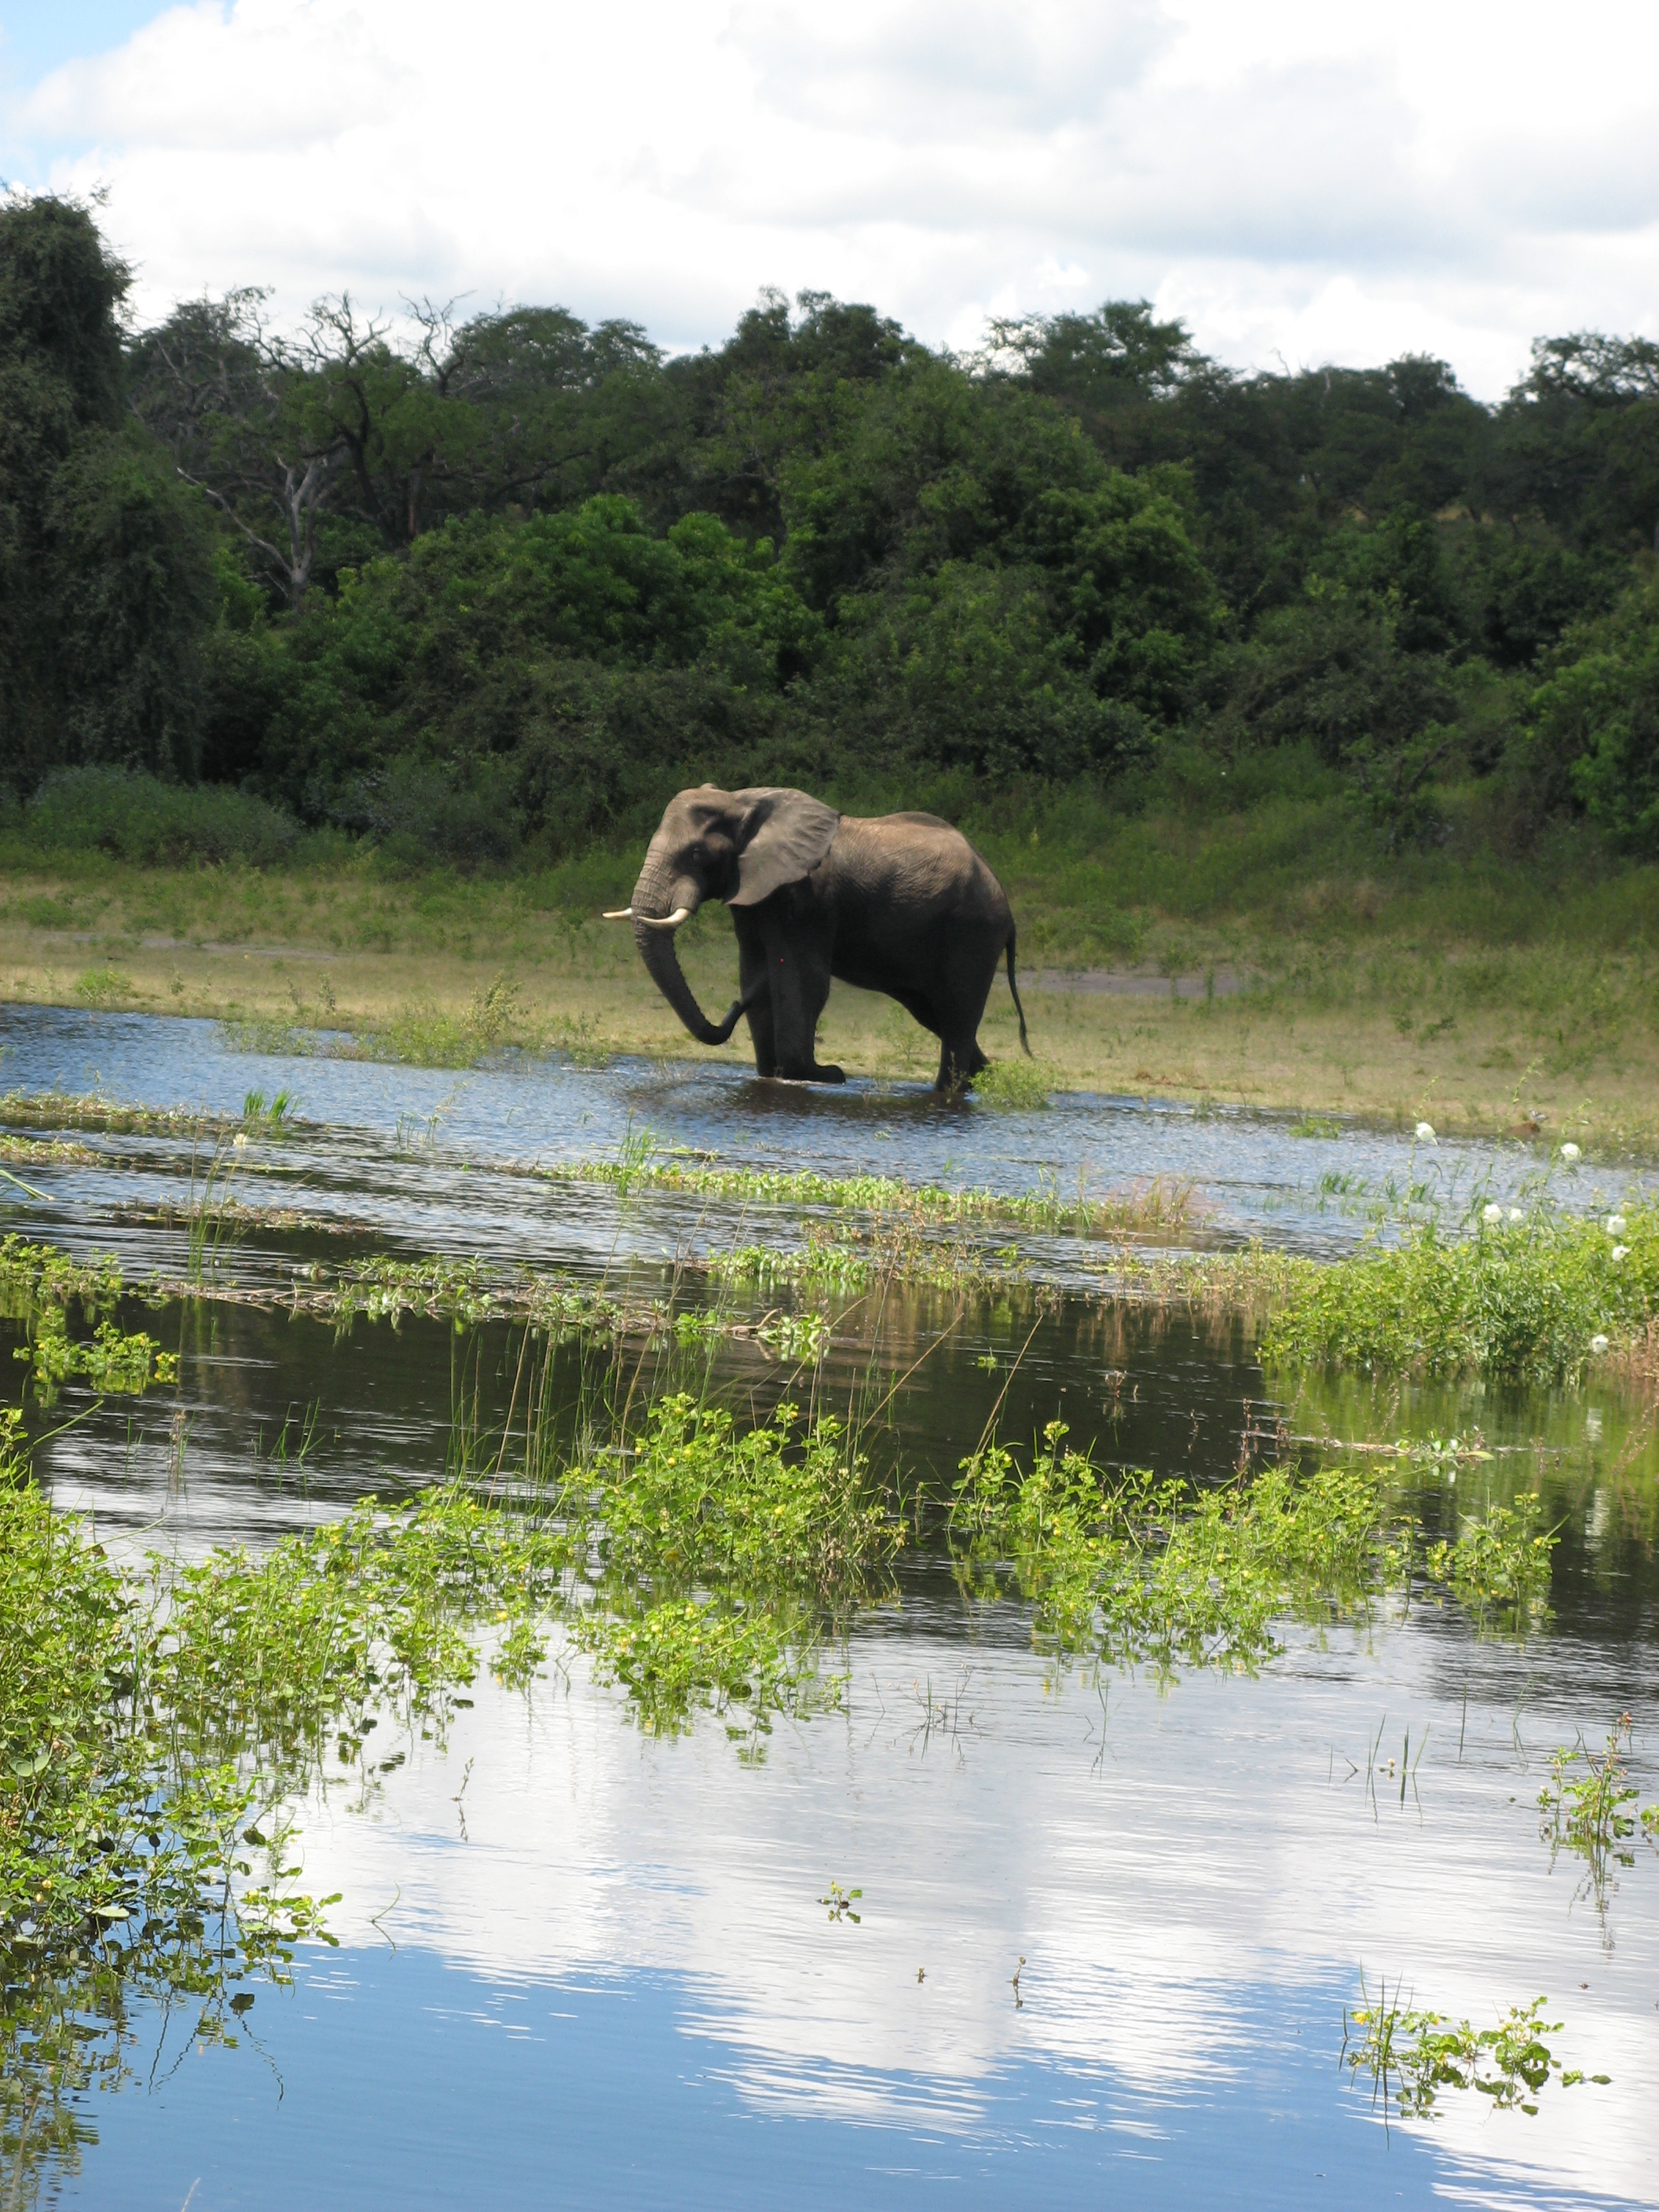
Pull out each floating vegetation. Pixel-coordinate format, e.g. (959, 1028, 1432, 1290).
(1424, 1493, 1555, 1635)
(1262, 1206, 1659, 1382)
(1341, 1979, 1606, 2118)
(1537, 1716, 1659, 1941)
(1289, 1115, 1342, 1139)
(18, 1310, 175, 1400)
(547, 1395, 902, 1741)
(754, 1310, 831, 1363)
(948, 1422, 1560, 1671)
(705, 1219, 1028, 1298)
(544, 1142, 1196, 1243)
(0, 1133, 97, 1167)
(0, 1090, 230, 1138)
(0, 1236, 176, 1403)
(819, 1881, 862, 1923)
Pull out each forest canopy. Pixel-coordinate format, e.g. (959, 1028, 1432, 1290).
(2, 192, 1657, 863)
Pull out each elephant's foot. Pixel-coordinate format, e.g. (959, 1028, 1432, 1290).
(936, 1042, 987, 1091)
(771, 1061, 845, 1085)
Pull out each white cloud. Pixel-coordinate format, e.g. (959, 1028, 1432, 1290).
(3, 0, 1657, 394)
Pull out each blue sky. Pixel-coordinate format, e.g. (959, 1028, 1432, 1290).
(0, 2, 159, 87)
(3, 2, 1657, 397)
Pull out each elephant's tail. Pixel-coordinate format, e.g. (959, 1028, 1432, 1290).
(1005, 930, 1032, 1057)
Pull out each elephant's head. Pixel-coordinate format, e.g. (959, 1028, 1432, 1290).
(604, 784, 841, 1044)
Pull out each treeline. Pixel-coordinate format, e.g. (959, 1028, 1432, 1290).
(2, 192, 1657, 865)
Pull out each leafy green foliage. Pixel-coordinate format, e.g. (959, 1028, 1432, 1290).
(1424, 1494, 1555, 1633)
(1536, 1716, 1658, 1937)
(1342, 1981, 1606, 2117)
(549, 1395, 902, 1738)
(6, 194, 1659, 875)
(555, 1148, 1193, 1240)
(947, 1420, 1555, 1671)
(18, 765, 299, 866)
(0, 1236, 175, 1404)
(1262, 1205, 1659, 1382)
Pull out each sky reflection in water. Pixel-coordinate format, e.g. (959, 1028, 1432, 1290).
(2, 1005, 1655, 2208)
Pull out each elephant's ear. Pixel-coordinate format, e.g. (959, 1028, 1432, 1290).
(728, 788, 841, 906)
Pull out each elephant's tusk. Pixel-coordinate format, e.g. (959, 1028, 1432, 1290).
(635, 906, 692, 931)
(601, 907, 633, 920)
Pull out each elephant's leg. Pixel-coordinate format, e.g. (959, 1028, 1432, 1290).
(936, 1034, 988, 1091)
(731, 912, 777, 1077)
(765, 919, 843, 1083)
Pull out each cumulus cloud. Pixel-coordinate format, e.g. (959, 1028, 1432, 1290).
(2, 0, 1657, 394)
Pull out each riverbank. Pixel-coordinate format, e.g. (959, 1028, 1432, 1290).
(3, 791, 1657, 1150)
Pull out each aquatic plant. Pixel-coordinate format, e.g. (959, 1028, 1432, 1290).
(1262, 1204, 1659, 1382)
(1536, 1716, 1658, 1943)
(548, 1150, 1196, 1243)
(549, 1395, 903, 1740)
(972, 1057, 1054, 1111)
(1342, 1979, 1606, 2117)
(17, 1309, 175, 1401)
(1289, 1115, 1342, 1139)
(1423, 1493, 1555, 1635)
(0, 1090, 224, 1138)
(0, 1236, 175, 1403)
(754, 1310, 831, 1363)
(948, 1422, 1559, 1671)
(240, 1087, 297, 1130)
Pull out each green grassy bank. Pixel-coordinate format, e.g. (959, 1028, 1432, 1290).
(3, 757, 1656, 1149)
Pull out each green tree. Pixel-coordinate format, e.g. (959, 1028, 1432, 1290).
(1, 194, 215, 790)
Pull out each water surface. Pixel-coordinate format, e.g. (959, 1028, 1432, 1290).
(3, 1006, 1655, 2210)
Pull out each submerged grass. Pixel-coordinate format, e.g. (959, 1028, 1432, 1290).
(551, 1144, 1197, 1243)
(1264, 1203, 1659, 1383)
(221, 975, 540, 1068)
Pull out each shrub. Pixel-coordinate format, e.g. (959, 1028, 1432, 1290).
(21, 765, 300, 866)
(1262, 1206, 1659, 1383)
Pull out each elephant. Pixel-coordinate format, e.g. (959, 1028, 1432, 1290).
(603, 783, 1030, 1089)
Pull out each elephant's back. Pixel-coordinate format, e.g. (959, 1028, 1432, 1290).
(830, 812, 1013, 932)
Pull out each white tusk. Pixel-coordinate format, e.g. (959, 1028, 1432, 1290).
(601, 907, 633, 920)
(636, 906, 691, 930)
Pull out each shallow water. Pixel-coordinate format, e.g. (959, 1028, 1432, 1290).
(3, 1007, 1657, 2210)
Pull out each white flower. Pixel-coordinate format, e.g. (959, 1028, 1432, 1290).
(232, 1132, 249, 1150)
(1482, 1203, 1503, 1224)
(1611, 1246, 1629, 1263)
(1589, 1334, 1609, 1354)
(1415, 1121, 1436, 1142)
(1606, 1214, 1627, 1236)
(1560, 1141, 1581, 1162)
(1508, 1207, 1524, 1222)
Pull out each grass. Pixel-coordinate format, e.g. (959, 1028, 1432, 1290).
(2, 763, 1657, 1141)
(1262, 1203, 1659, 1383)
(551, 1140, 1198, 1241)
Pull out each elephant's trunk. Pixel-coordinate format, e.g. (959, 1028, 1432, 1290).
(629, 852, 745, 1046)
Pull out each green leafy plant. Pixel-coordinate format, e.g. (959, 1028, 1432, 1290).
(1263, 1205, 1659, 1382)
(1342, 1980, 1606, 2117)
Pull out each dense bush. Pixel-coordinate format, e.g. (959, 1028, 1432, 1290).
(1262, 1204, 1659, 1383)
(18, 766, 301, 866)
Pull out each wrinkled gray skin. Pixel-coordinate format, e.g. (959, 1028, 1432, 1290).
(618, 784, 1030, 1088)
